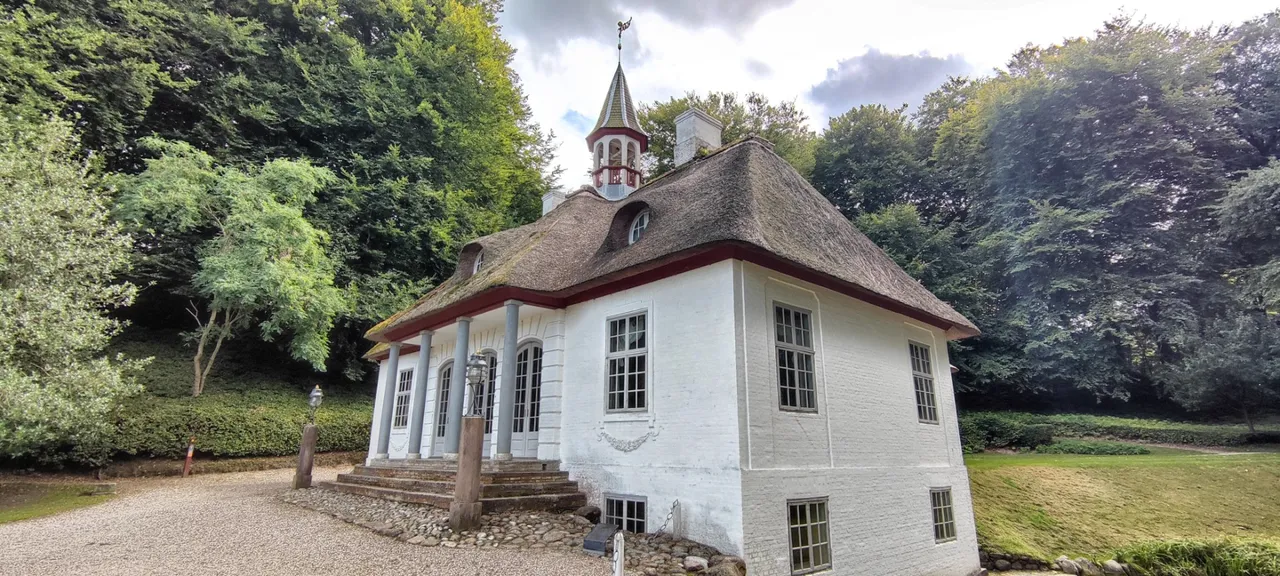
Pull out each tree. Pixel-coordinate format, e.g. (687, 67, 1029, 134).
(0, 113, 143, 465)
(638, 91, 817, 178)
(812, 104, 940, 219)
(1160, 310, 1280, 432)
(113, 139, 346, 396)
(1221, 10, 1280, 163)
(1219, 161, 1280, 308)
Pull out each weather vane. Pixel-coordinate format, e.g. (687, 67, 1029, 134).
(617, 17, 632, 63)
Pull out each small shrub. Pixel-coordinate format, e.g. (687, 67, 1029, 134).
(1117, 538, 1280, 576)
(960, 412, 1034, 452)
(1034, 439, 1151, 455)
(959, 412, 1280, 449)
(1018, 424, 1055, 448)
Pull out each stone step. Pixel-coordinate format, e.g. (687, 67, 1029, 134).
(352, 465, 571, 485)
(366, 458, 560, 473)
(336, 473, 581, 498)
(320, 481, 587, 513)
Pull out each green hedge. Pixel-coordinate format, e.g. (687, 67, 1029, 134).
(1034, 439, 1151, 455)
(114, 391, 371, 459)
(960, 412, 1279, 451)
(1116, 539, 1280, 576)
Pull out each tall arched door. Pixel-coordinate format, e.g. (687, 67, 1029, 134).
(510, 343, 542, 459)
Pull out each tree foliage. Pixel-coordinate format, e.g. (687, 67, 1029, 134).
(0, 114, 143, 465)
(812, 105, 938, 220)
(113, 140, 346, 395)
(637, 91, 816, 178)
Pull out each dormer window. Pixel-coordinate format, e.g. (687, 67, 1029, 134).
(629, 211, 650, 245)
(472, 250, 484, 274)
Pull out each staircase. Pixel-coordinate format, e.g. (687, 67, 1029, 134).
(319, 459, 587, 513)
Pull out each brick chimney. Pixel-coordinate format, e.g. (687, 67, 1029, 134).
(674, 108, 724, 168)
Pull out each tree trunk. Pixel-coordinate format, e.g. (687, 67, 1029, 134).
(191, 309, 218, 397)
(1243, 405, 1255, 434)
(199, 312, 235, 391)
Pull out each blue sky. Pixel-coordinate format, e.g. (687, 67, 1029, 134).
(497, 0, 1276, 188)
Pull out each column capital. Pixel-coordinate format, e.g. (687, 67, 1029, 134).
(418, 329, 434, 336)
(456, 316, 473, 323)
(389, 341, 403, 350)
(504, 299, 524, 307)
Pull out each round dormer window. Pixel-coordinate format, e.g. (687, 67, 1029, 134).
(472, 250, 484, 274)
(629, 210, 650, 245)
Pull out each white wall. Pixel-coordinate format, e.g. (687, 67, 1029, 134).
(559, 260, 745, 554)
(733, 260, 979, 576)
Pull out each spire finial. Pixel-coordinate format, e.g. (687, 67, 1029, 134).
(617, 17, 632, 63)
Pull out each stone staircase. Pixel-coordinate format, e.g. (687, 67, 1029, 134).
(319, 459, 587, 513)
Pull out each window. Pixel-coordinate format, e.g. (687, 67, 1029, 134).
(435, 362, 453, 438)
(609, 139, 622, 165)
(627, 142, 638, 169)
(513, 344, 543, 433)
(391, 368, 414, 428)
(595, 142, 604, 169)
(629, 211, 649, 244)
(606, 312, 647, 411)
(605, 495, 647, 533)
(482, 352, 497, 434)
(788, 498, 831, 575)
(909, 341, 938, 423)
(472, 251, 484, 274)
(931, 488, 956, 543)
(775, 304, 816, 411)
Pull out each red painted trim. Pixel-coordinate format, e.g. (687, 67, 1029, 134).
(586, 127, 649, 153)
(372, 240, 974, 355)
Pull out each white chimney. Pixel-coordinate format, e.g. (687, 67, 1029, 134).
(674, 108, 723, 168)
(541, 188, 566, 216)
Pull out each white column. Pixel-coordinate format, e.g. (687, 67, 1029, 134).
(495, 300, 522, 460)
(406, 330, 433, 459)
(443, 317, 472, 459)
(374, 343, 401, 459)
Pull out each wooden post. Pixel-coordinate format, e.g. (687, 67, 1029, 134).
(448, 416, 485, 531)
(612, 531, 625, 576)
(181, 437, 196, 477)
(293, 423, 318, 489)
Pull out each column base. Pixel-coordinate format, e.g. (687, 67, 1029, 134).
(406, 453, 421, 460)
(443, 452, 459, 461)
(374, 453, 389, 460)
(494, 452, 513, 461)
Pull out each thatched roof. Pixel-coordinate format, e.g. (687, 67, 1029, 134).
(365, 138, 978, 353)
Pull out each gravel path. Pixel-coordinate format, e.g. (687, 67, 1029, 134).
(0, 466, 616, 576)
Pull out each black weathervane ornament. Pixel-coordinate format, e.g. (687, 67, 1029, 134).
(617, 17, 632, 62)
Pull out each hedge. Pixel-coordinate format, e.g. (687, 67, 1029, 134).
(1116, 539, 1280, 576)
(960, 412, 1280, 452)
(1034, 439, 1151, 455)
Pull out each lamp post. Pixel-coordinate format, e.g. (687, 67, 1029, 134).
(293, 385, 323, 489)
(450, 354, 488, 531)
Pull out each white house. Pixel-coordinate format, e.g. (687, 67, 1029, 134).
(353, 62, 982, 576)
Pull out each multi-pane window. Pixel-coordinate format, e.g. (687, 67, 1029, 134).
(514, 344, 543, 433)
(629, 211, 649, 244)
(435, 363, 453, 438)
(606, 312, 647, 411)
(788, 498, 832, 575)
(482, 352, 497, 434)
(909, 341, 938, 423)
(605, 495, 647, 533)
(775, 304, 816, 410)
(931, 488, 956, 543)
(391, 369, 414, 428)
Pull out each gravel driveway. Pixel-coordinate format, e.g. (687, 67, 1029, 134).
(0, 467, 616, 576)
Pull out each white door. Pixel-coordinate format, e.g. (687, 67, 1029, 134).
(510, 343, 542, 458)
(430, 362, 453, 457)
(480, 352, 497, 455)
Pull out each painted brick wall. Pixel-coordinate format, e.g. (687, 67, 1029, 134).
(734, 260, 979, 576)
(559, 260, 746, 554)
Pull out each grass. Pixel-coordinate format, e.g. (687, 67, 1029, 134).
(0, 483, 112, 524)
(966, 450, 1280, 559)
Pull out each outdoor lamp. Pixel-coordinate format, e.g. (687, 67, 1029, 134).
(465, 353, 488, 417)
(308, 385, 323, 423)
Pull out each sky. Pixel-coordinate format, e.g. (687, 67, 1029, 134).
(497, 0, 1276, 189)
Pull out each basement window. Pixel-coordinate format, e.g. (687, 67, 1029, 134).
(604, 495, 647, 533)
(788, 498, 831, 575)
(909, 341, 938, 424)
(931, 488, 956, 543)
(392, 368, 414, 428)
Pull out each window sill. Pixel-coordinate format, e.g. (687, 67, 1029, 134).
(918, 420, 941, 426)
(602, 412, 650, 423)
(780, 407, 820, 416)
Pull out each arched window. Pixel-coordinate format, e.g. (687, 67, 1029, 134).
(609, 139, 622, 165)
(481, 351, 497, 434)
(629, 210, 650, 245)
(472, 250, 484, 274)
(435, 361, 454, 438)
(627, 142, 638, 169)
(595, 142, 604, 169)
(513, 342, 543, 434)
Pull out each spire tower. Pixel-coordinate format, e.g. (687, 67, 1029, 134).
(587, 19, 647, 200)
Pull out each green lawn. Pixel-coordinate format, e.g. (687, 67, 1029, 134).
(0, 483, 113, 524)
(966, 449, 1280, 559)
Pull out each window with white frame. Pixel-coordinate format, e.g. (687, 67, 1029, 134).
(931, 488, 956, 543)
(435, 363, 453, 438)
(391, 368, 414, 428)
(629, 210, 649, 244)
(606, 312, 647, 411)
(909, 341, 938, 423)
(482, 352, 497, 434)
(775, 303, 816, 411)
(604, 495, 647, 533)
(472, 250, 484, 274)
(788, 498, 832, 575)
